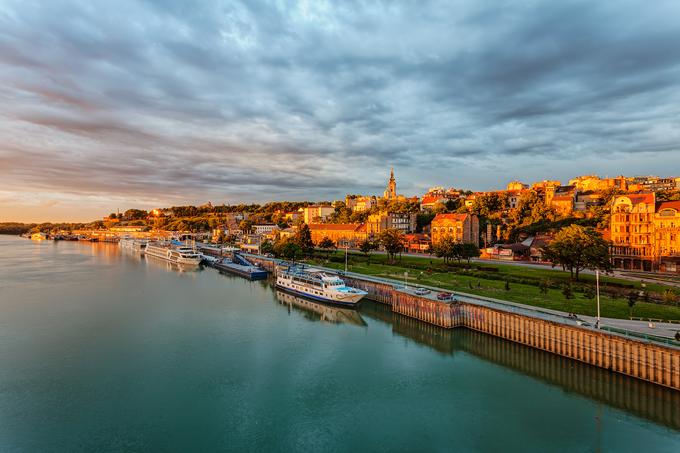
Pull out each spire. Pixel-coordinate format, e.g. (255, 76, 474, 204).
(390, 167, 394, 180)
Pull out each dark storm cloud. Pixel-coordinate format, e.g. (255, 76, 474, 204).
(1, 0, 680, 216)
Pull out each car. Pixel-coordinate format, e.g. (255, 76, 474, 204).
(414, 287, 431, 296)
(437, 292, 453, 300)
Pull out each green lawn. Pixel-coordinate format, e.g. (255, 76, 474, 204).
(304, 252, 680, 321)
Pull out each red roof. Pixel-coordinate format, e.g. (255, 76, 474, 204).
(625, 193, 655, 205)
(309, 223, 362, 231)
(421, 195, 444, 205)
(433, 213, 469, 222)
(657, 200, 680, 211)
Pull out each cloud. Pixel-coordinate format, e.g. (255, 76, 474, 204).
(1, 0, 680, 221)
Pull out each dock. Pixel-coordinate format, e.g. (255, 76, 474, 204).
(245, 254, 680, 391)
(214, 253, 268, 280)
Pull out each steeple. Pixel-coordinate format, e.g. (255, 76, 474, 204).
(384, 167, 397, 200)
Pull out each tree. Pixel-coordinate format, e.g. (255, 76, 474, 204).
(539, 279, 550, 294)
(274, 239, 302, 261)
(294, 224, 314, 254)
(471, 192, 508, 218)
(459, 243, 481, 264)
(378, 229, 405, 262)
(541, 225, 612, 281)
(239, 220, 253, 235)
(260, 239, 274, 255)
(123, 209, 148, 221)
(627, 291, 639, 317)
(663, 288, 678, 307)
(432, 236, 459, 263)
(562, 283, 574, 299)
(504, 280, 511, 291)
(318, 237, 336, 257)
(358, 239, 378, 262)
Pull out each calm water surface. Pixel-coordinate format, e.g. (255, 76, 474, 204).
(0, 235, 678, 452)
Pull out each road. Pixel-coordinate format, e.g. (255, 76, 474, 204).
(355, 249, 680, 287)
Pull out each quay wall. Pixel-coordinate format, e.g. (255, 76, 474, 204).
(247, 256, 680, 391)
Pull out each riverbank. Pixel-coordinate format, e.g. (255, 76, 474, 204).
(302, 251, 680, 322)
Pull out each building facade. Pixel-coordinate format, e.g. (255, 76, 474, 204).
(309, 223, 368, 247)
(430, 213, 479, 246)
(610, 193, 656, 271)
(301, 205, 334, 224)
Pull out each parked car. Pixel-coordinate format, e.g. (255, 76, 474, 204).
(437, 292, 453, 300)
(414, 287, 431, 296)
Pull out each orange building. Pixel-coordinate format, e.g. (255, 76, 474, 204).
(309, 223, 368, 247)
(610, 193, 656, 270)
(430, 213, 479, 246)
(654, 201, 680, 272)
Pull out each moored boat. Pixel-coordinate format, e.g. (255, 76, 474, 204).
(145, 241, 202, 265)
(275, 264, 367, 306)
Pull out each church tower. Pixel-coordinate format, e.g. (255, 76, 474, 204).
(384, 167, 397, 200)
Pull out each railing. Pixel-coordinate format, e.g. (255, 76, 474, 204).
(243, 253, 680, 350)
(630, 316, 680, 325)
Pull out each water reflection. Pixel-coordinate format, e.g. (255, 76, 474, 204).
(359, 300, 680, 431)
(142, 253, 203, 273)
(275, 290, 367, 327)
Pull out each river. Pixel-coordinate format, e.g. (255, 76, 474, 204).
(0, 235, 678, 452)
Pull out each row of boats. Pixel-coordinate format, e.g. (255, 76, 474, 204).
(119, 238, 368, 307)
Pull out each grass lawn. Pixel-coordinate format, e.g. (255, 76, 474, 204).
(304, 251, 680, 321)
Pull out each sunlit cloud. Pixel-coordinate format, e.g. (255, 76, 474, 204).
(1, 0, 680, 221)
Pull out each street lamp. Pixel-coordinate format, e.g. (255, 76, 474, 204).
(596, 269, 601, 328)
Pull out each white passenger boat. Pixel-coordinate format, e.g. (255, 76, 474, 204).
(120, 237, 147, 252)
(145, 242, 202, 265)
(275, 264, 367, 306)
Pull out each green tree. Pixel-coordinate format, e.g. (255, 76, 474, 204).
(432, 236, 459, 263)
(562, 283, 574, 299)
(358, 239, 378, 262)
(541, 225, 612, 281)
(459, 243, 481, 264)
(239, 220, 253, 235)
(627, 291, 639, 317)
(378, 229, 405, 262)
(317, 236, 336, 257)
(471, 192, 508, 218)
(294, 224, 314, 254)
(260, 239, 274, 255)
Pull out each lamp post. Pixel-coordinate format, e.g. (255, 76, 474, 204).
(344, 243, 348, 273)
(596, 269, 601, 328)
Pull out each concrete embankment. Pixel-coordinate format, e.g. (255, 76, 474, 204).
(247, 255, 680, 391)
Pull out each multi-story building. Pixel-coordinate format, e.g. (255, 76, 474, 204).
(610, 193, 656, 271)
(309, 223, 368, 247)
(366, 212, 417, 236)
(654, 201, 680, 272)
(252, 224, 278, 235)
(345, 195, 377, 212)
(301, 205, 334, 224)
(549, 185, 577, 216)
(506, 181, 529, 191)
(430, 213, 479, 246)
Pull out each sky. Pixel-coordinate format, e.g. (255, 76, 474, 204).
(1, 0, 680, 222)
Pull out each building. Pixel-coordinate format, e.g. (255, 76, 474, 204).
(346, 195, 377, 212)
(366, 212, 417, 236)
(549, 186, 577, 216)
(309, 223, 368, 247)
(402, 233, 431, 253)
(430, 213, 479, 246)
(383, 168, 398, 200)
(506, 181, 529, 191)
(610, 193, 656, 271)
(252, 224, 278, 235)
(301, 205, 334, 224)
(654, 200, 680, 272)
